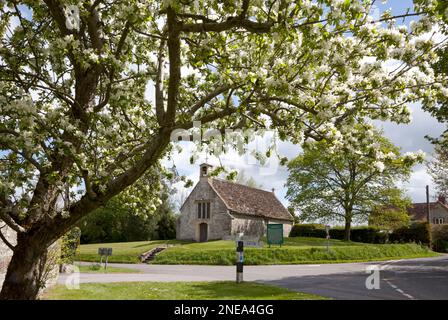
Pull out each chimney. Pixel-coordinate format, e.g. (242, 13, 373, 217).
(438, 194, 446, 204)
(271, 188, 275, 193)
(199, 163, 212, 180)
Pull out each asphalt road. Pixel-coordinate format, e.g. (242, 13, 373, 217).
(62, 255, 448, 300)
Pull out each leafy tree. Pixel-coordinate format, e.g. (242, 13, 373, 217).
(424, 1, 448, 144)
(0, 0, 444, 299)
(60, 227, 81, 265)
(234, 170, 263, 188)
(80, 177, 177, 243)
(368, 192, 411, 234)
(286, 126, 423, 241)
(79, 197, 160, 243)
(428, 144, 448, 197)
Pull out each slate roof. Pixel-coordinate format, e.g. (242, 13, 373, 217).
(407, 201, 448, 221)
(208, 178, 293, 222)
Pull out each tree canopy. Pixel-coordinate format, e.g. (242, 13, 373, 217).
(0, 0, 447, 299)
(286, 125, 422, 240)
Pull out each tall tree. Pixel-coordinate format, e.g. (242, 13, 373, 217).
(424, 1, 448, 144)
(428, 144, 448, 197)
(286, 126, 423, 241)
(0, 0, 445, 299)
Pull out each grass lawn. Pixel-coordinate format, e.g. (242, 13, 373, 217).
(152, 238, 438, 265)
(76, 237, 439, 265)
(76, 264, 140, 274)
(75, 239, 185, 263)
(43, 281, 325, 300)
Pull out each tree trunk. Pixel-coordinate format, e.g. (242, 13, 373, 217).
(344, 219, 351, 241)
(0, 233, 50, 300)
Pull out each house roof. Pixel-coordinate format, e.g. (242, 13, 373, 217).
(208, 178, 293, 221)
(407, 201, 448, 221)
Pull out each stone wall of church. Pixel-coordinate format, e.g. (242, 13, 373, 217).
(231, 215, 293, 238)
(177, 179, 232, 241)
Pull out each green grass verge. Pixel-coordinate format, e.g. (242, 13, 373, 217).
(43, 281, 325, 300)
(76, 264, 140, 274)
(75, 239, 185, 263)
(76, 237, 439, 265)
(152, 243, 438, 265)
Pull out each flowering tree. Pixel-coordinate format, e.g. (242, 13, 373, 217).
(0, 0, 445, 299)
(286, 125, 424, 241)
(428, 144, 448, 196)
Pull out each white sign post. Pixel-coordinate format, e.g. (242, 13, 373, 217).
(325, 225, 331, 252)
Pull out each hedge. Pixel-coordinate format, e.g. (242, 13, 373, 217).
(330, 227, 387, 244)
(431, 224, 448, 253)
(289, 224, 327, 238)
(289, 224, 387, 244)
(389, 222, 431, 245)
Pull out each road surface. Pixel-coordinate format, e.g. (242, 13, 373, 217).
(60, 255, 448, 300)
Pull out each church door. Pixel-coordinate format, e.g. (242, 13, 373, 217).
(199, 223, 208, 242)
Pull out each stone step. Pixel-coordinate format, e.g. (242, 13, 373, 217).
(140, 247, 166, 263)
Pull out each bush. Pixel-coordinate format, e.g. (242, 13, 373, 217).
(329, 227, 387, 244)
(289, 224, 326, 238)
(289, 224, 386, 244)
(351, 227, 387, 244)
(60, 227, 81, 265)
(432, 225, 448, 252)
(389, 222, 431, 245)
(289, 223, 387, 243)
(328, 228, 345, 240)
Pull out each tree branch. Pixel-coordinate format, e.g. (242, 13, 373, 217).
(164, 7, 181, 126)
(187, 84, 235, 116)
(0, 224, 15, 251)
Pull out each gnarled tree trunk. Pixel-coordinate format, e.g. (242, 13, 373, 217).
(0, 233, 51, 300)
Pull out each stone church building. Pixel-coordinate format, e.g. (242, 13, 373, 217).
(176, 164, 294, 242)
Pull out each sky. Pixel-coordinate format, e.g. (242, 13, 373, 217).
(163, 0, 447, 209)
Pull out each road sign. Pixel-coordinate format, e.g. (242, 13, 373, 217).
(98, 248, 112, 256)
(98, 248, 112, 269)
(267, 224, 283, 247)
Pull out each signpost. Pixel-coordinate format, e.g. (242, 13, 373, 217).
(236, 241, 244, 283)
(267, 224, 284, 247)
(325, 225, 331, 252)
(98, 248, 112, 269)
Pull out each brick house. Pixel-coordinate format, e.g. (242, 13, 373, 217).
(407, 195, 448, 225)
(176, 163, 294, 242)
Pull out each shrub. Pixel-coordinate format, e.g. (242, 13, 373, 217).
(351, 227, 387, 244)
(431, 225, 448, 252)
(329, 227, 386, 243)
(290, 224, 386, 243)
(389, 222, 431, 245)
(289, 224, 326, 238)
(60, 227, 82, 264)
(328, 228, 345, 240)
